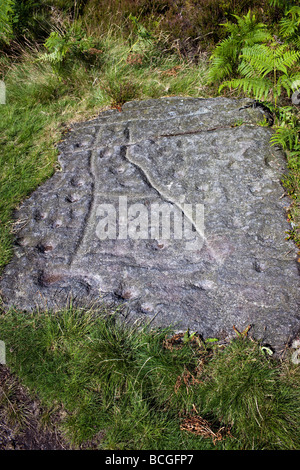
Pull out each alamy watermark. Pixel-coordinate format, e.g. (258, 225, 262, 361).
(0, 340, 6, 365)
(291, 339, 300, 365)
(95, 195, 205, 251)
(291, 80, 300, 105)
(0, 80, 6, 104)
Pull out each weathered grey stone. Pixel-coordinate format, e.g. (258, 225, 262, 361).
(1, 96, 299, 352)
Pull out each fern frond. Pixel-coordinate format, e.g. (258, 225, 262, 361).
(276, 49, 300, 72)
(280, 6, 300, 34)
(239, 44, 300, 77)
(277, 72, 300, 96)
(37, 51, 64, 64)
(208, 11, 271, 83)
(209, 37, 239, 63)
(238, 45, 271, 77)
(269, 0, 296, 12)
(219, 77, 273, 101)
(279, 6, 300, 52)
(270, 126, 299, 151)
(208, 56, 234, 83)
(292, 36, 300, 49)
(208, 37, 239, 82)
(242, 29, 272, 46)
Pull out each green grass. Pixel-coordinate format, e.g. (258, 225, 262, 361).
(0, 307, 300, 449)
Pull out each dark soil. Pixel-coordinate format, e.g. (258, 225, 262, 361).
(0, 365, 71, 450)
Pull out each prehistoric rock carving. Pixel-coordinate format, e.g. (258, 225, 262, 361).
(1, 97, 299, 351)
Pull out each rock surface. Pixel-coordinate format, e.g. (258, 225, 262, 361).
(1, 96, 300, 351)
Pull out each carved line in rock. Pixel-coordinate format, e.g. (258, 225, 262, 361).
(67, 119, 275, 267)
(69, 147, 96, 266)
(122, 127, 238, 264)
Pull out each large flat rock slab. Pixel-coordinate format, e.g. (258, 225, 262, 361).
(1, 96, 300, 351)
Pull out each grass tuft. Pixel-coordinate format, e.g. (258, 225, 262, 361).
(0, 307, 299, 449)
